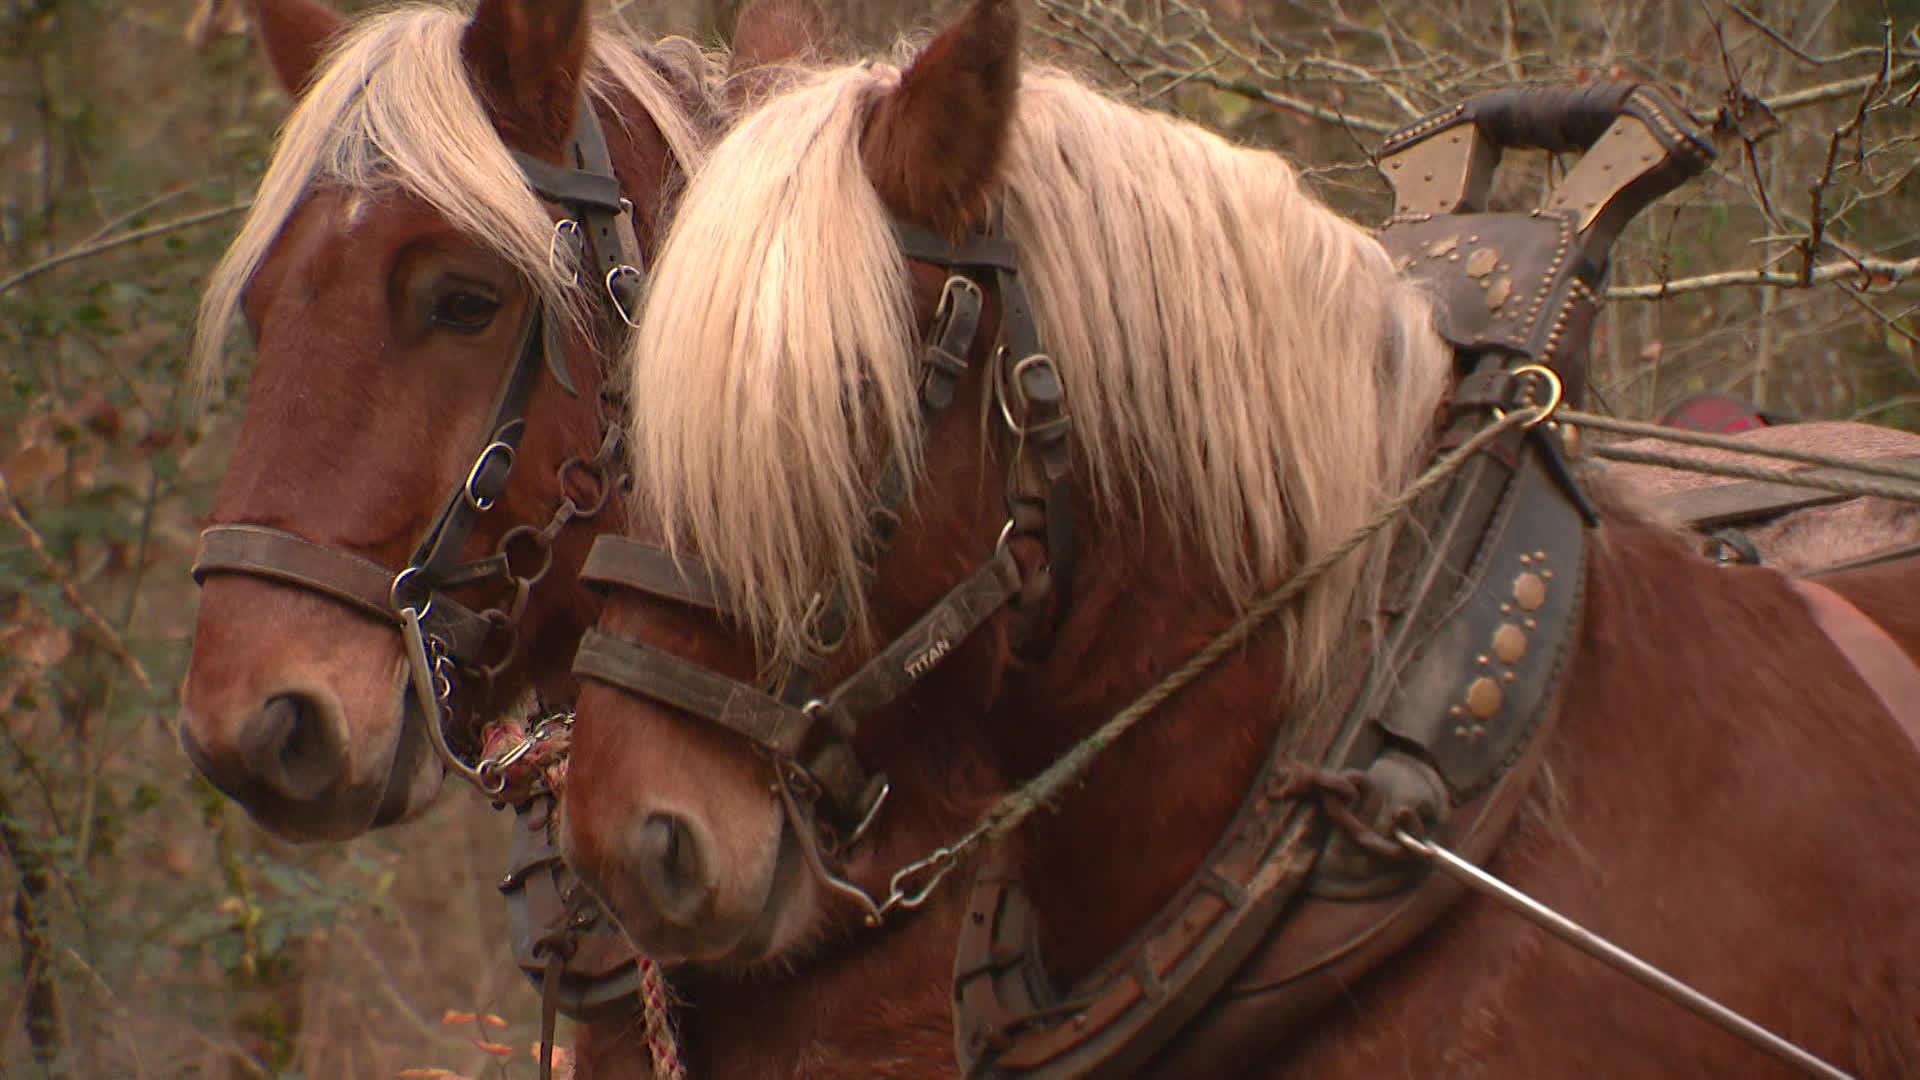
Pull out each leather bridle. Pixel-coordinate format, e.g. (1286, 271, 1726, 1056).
(192, 94, 643, 792)
(573, 219, 1076, 923)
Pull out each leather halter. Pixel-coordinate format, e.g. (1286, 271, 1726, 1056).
(190, 92, 654, 1021)
(575, 219, 1075, 917)
(191, 93, 638, 772)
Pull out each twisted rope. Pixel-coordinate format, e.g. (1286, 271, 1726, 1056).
(1593, 444, 1920, 505)
(638, 956, 684, 1080)
(1564, 408, 1920, 486)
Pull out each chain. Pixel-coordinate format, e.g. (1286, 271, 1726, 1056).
(477, 709, 576, 803)
(432, 385, 630, 777)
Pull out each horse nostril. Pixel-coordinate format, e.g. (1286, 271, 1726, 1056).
(634, 812, 713, 926)
(239, 693, 346, 802)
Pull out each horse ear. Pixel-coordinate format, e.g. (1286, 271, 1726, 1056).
(861, 0, 1021, 238)
(460, 0, 591, 159)
(726, 0, 826, 102)
(248, 0, 346, 98)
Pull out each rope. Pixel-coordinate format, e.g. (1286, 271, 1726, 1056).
(962, 408, 1541, 851)
(1562, 408, 1920, 485)
(638, 956, 685, 1080)
(1593, 445, 1920, 506)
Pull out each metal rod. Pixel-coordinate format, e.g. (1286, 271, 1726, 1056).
(399, 607, 490, 792)
(1395, 831, 1854, 1080)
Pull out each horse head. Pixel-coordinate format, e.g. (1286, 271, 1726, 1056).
(561, 0, 1452, 981)
(177, 0, 721, 841)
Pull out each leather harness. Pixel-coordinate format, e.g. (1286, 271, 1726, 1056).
(948, 84, 1920, 1077)
(570, 80, 1749, 1073)
(575, 218, 1076, 921)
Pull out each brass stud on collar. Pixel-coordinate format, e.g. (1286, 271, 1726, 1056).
(1466, 677, 1503, 719)
(1492, 623, 1527, 663)
(1514, 572, 1547, 611)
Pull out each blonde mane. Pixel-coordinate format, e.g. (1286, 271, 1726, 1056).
(192, 2, 716, 384)
(625, 59, 1452, 680)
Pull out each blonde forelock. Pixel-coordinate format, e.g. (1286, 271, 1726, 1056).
(626, 57, 1453, 686)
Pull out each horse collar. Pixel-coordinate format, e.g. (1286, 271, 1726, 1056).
(949, 83, 1712, 1078)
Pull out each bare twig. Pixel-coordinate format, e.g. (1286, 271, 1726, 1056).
(1608, 255, 1920, 299)
(0, 472, 153, 693)
(0, 202, 249, 299)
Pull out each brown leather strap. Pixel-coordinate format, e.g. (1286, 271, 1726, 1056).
(193, 524, 495, 660)
(581, 537, 732, 612)
(1790, 579, 1920, 755)
(573, 629, 815, 757)
(816, 547, 1022, 727)
(194, 524, 401, 624)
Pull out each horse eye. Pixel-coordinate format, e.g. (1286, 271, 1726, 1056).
(431, 289, 501, 333)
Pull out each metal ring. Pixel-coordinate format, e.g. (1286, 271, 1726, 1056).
(476, 762, 510, 796)
(1492, 364, 1565, 429)
(498, 525, 556, 588)
(389, 566, 432, 619)
(556, 457, 613, 518)
(604, 265, 644, 329)
(993, 518, 1017, 557)
(463, 441, 517, 512)
(548, 220, 583, 286)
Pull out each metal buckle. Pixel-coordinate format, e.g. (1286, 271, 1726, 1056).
(994, 351, 1063, 437)
(933, 274, 980, 328)
(463, 441, 518, 512)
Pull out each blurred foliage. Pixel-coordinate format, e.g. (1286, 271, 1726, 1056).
(0, 0, 1913, 1077)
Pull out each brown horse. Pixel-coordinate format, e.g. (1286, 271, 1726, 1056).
(176, 0, 732, 842)
(560, 1, 1920, 1075)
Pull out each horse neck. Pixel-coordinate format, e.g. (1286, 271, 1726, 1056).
(573, 898, 965, 1079)
(994, 507, 1309, 983)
